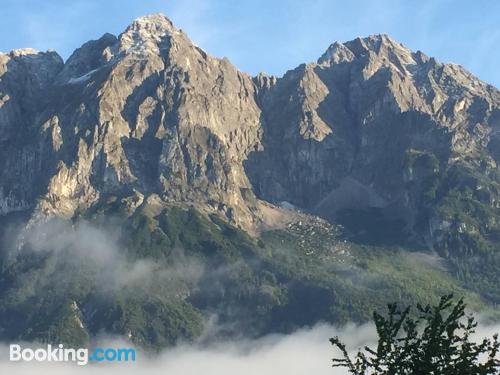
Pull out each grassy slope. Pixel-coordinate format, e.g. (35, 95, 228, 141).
(0, 199, 491, 349)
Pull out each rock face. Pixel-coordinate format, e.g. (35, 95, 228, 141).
(0, 48, 64, 214)
(249, 35, 499, 226)
(1, 13, 500, 349)
(0, 14, 266, 230)
(0, 14, 499, 283)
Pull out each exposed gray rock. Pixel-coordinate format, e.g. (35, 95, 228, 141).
(0, 15, 498, 249)
(0, 14, 269, 231)
(1, 14, 500, 348)
(247, 33, 500, 245)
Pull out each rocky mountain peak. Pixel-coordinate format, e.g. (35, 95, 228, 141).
(1, 14, 500, 350)
(318, 34, 417, 72)
(1, 47, 62, 66)
(7, 48, 40, 57)
(129, 13, 176, 32)
(118, 13, 180, 56)
(350, 34, 401, 50)
(0, 14, 498, 244)
(56, 33, 117, 83)
(318, 41, 355, 64)
(0, 48, 63, 98)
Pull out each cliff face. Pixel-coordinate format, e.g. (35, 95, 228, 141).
(1, 16, 498, 238)
(0, 48, 63, 215)
(1, 15, 499, 253)
(0, 13, 499, 348)
(0, 15, 269, 230)
(249, 35, 499, 237)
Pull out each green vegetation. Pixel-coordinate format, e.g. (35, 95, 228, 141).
(338, 147, 500, 306)
(331, 295, 500, 374)
(260, 222, 485, 325)
(0, 197, 495, 349)
(427, 157, 500, 303)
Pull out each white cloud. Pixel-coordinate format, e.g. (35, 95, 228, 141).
(0, 323, 374, 375)
(8, 218, 204, 295)
(0, 320, 499, 375)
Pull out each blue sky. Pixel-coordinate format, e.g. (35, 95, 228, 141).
(1, 0, 499, 87)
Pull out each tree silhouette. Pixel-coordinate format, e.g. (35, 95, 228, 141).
(331, 295, 499, 374)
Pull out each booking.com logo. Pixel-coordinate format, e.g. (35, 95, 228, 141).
(9, 344, 136, 366)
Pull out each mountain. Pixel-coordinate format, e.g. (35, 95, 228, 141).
(0, 14, 498, 348)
